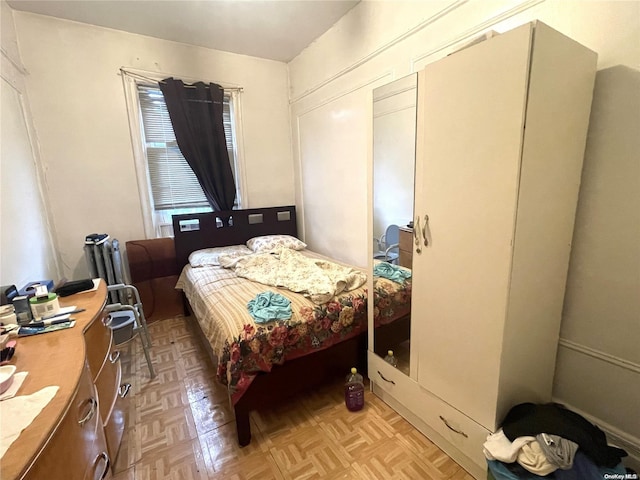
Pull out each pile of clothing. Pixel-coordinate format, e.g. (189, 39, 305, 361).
(483, 403, 630, 480)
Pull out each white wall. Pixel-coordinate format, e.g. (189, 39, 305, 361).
(11, 12, 294, 279)
(554, 64, 640, 464)
(1, 0, 61, 289)
(289, 0, 640, 466)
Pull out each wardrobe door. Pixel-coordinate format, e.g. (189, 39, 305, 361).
(371, 73, 417, 378)
(413, 24, 532, 430)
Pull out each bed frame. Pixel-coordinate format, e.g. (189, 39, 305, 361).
(172, 206, 367, 446)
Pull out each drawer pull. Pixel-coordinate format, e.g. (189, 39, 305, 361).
(119, 383, 132, 398)
(377, 370, 396, 385)
(78, 398, 97, 426)
(109, 350, 121, 363)
(94, 451, 111, 480)
(439, 415, 468, 438)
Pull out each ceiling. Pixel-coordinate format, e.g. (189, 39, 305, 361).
(6, 0, 359, 62)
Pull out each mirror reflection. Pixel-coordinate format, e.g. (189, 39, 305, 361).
(372, 73, 417, 377)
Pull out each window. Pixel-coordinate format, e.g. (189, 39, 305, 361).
(131, 82, 243, 237)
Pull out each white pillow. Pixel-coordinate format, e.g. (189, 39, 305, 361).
(188, 245, 252, 267)
(246, 235, 306, 254)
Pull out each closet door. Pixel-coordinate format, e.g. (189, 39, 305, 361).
(413, 24, 533, 430)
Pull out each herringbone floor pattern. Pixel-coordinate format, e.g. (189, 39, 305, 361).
(112, 316, 474, 480)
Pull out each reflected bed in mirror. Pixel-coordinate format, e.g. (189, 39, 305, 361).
(372, 72, 417, 377)
(372, 260, 412, 376)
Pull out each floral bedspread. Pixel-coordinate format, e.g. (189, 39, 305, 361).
(372, 275, 413, 327)
(219, 293, 367, 404)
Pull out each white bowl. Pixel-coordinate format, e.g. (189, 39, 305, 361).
(0, 364, 16, 394)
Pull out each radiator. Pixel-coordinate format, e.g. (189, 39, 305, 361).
(83, 235, 126, 304)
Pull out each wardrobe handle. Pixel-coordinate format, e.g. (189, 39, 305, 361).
(377, 370, 396, 385)
(109, 350, 120, 363)
(423, 214, 430, 247)
(78, 398, 97, 426)
(413, 217, 422, 254)
(439, 415, 468, 438)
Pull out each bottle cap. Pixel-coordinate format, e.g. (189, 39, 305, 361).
(388, 350, 393, 356)
(351, 367, 357, 374)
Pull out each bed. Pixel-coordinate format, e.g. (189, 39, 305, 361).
(372, 269, 412, 358)
(172, 206, 411, 446)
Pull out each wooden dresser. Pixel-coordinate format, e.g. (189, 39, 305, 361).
(398, 227, 413, 268)
(0, 280, 129, 480)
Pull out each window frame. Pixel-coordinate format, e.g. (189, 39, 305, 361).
(122, 71, 247, 238)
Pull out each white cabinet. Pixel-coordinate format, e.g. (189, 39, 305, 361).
(369, 21, 597, 479)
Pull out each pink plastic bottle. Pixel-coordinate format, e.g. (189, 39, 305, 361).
(344, 367, 364, 412)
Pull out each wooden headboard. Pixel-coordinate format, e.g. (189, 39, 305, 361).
(172, 205, 298, 269)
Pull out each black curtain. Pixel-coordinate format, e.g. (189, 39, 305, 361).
(159, 78, 236, 211)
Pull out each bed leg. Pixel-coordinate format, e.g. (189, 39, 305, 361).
(181, 292, 190, 317)
(235, 406, 252, 447)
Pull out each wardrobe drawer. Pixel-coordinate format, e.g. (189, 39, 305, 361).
(368, 354, 415, 402)
(369, 353, 490, 470)
(414, 385, 491, 469)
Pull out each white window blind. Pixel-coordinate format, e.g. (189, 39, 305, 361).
(137, 84, 238, 211)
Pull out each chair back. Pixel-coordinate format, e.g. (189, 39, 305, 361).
(384, 224, 400, 247)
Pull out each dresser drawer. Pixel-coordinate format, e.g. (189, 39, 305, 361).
(84, 315, 112, 381)
(23, 364, 104, 480)
(398, 227, 413, 252)
(95, 350, 120, 424)
(398, 250, 412, 268)
(84, 448, 112, 480)
(398, 228, 413, 268)
(104, 382, 130, 463)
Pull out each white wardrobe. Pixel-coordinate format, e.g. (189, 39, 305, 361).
(368, 21, 597, 478)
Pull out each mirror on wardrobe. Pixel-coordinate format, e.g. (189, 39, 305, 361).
(371, 73, 417, 376)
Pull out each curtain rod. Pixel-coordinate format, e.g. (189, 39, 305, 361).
(119, 68, 244, 92)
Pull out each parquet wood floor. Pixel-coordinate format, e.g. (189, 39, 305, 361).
(112, 316, 474, 480)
